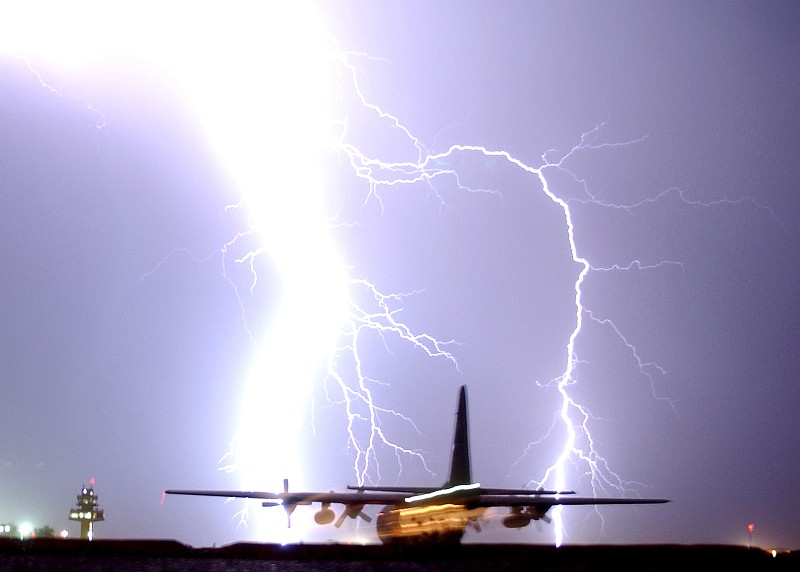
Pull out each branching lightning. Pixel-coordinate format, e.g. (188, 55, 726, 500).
(327, 57, 681, 546)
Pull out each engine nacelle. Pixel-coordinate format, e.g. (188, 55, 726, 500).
(502, 512, 531, 529)
(502, 506, 551, 528)
(314, 504, 335, 525)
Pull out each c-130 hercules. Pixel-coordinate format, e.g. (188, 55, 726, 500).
(166, 386, 668, 544)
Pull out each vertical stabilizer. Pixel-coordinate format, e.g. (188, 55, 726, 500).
(445, 385, 472, 486)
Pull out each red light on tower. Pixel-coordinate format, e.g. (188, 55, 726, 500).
(747, 523, 755, 533)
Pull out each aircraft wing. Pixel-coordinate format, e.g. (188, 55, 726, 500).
(470, 495, 669, 508)
(164, 489, 665, 507)
(165, 490, 282, 500)
(164, 489, 409, 505)
(347, 485, 575, 496)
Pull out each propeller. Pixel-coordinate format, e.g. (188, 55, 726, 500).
(532, 513, 552, 532)
(282, 478, 296, 528)
(334, 504, 372, 528)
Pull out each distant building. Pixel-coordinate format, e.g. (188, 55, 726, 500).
(68, 480, 104, 540)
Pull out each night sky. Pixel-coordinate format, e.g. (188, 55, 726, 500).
(1, 1, 799, 549)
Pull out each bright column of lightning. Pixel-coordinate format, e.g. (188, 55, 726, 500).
(168, 5, 349, 541)
(171, 9, 460, 538)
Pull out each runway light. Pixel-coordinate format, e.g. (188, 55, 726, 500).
(60, 530, 69, 538)
(18, 522, 32, 539)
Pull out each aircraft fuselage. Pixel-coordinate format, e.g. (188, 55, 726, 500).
(376, 502, 485, 544)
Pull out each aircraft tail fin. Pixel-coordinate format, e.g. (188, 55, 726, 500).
(445, 385, 472, 487)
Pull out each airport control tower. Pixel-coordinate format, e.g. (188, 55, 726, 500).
(68, 478, 104, 540)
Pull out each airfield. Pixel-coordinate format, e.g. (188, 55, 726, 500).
(1, 538, 797, 571)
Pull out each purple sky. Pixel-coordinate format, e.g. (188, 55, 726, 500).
(1, 1, 799, 548)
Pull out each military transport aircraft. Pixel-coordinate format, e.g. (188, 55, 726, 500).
(165, 386, 668, 544)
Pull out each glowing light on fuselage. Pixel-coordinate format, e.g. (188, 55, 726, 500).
(144, 4, 345, 542)
(405, 483, 481, 504)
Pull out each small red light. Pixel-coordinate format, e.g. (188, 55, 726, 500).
(90, 477, 95, 486)
(747, 523, 754, 533)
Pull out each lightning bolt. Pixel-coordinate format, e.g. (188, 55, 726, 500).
(328, 55, 684, 546)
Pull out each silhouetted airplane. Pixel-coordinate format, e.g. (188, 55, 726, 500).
(166, 385, 668, 544)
